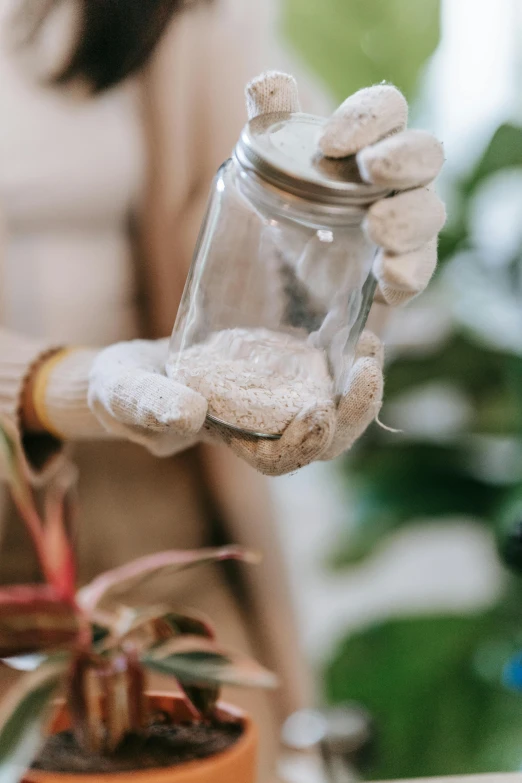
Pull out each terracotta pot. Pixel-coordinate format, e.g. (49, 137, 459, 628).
(23, 692, 258, 783)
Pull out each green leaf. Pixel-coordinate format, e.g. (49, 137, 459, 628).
(281, 0, 440, 103)
(181, 684, 220, 720)
(323, 608, 522, 779)
(383, 333, 506, 401)
(332, 442, 502, 567)
(380, 331, 520, 436)
(0, 657, 69, 783)
(495, 486, 522, 574)
(464, 123, 522, 196)
(143, 635, 278, 689)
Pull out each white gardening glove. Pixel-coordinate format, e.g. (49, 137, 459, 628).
(88, 338, 207, 457)
(212, 71, 445, 476)
(247, 72, 446, 307)
(204, 328, 383, 474)
(62, 74, 442, 477)
(319, 83, 446, 306)
(86, 330, 381, 474)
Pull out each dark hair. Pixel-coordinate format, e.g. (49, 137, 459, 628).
(28, 1, 191, 92)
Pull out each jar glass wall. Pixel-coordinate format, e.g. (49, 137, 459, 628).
(167, 114, 386, 439)
(169, 159, 375, 435)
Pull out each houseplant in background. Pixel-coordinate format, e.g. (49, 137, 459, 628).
(279, 0, 522, 774)
(0, 418, 276, 783)
(323, 122, 522, 780)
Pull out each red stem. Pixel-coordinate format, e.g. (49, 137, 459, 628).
(12, 495, 52, 583)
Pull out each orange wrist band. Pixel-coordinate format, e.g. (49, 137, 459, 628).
(32, 348, 77, 438)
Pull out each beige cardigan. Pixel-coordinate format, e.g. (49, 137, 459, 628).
(0, 0, 314, 717)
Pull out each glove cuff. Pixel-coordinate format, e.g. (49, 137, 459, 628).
(41, 348, 109, 439)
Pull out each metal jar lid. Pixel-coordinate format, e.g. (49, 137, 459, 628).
(234, 112, 392, 207)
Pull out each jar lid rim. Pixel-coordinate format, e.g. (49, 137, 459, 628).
(235, 112, 392, 206)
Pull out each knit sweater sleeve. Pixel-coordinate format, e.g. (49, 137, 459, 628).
(0, 328, 106, 480)
(0, 328, 51, 423)
(0, 327, 63, 478)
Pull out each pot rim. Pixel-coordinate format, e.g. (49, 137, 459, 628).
(24, 691, 257, 783)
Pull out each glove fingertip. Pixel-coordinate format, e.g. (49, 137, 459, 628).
(365, 187, 446, 254)
(165, 384, 208, 436)
(338, 357, 384, 436)
(357, 129, 445, 189)
(321, 358, 383, 461)
(224, 400, 336, 477)
(374, 240, 438, 305)
(99, 371, 207, 435)
(319, 84, 408, 158)
(245, 71, 301, 120)
(355, 330, 384, 366)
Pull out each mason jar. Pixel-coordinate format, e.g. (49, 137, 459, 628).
(167, 112, 391, 440)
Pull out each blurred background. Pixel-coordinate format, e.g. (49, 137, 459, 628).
(271, 0, 522, 778)
(1, 0, 522, 780)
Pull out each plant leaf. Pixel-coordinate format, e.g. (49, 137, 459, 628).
(77, 546, 259, 612)
(0, 585, 80, 656)
(333, 441, 502, 567)
(1, 655, 47, 672)
(143, 635, 278, 689)
(67, 652, 106, 753)
(0, 418, 77, 599)
(323, 607, 522, 779)
(160, 611, 216, 640)
(120, 611, 217, 719)
(99, 606, 216, 654)
(503, 653, 522, 692)
(181, 684, 220, 720)
(104, 650, 146, 752)
(0, 418, 47, 568)
(463, 123, 522, 196)
(43, 463, 78, 601)
(0, 657, 69, 783)
(0, 417, 34, 508)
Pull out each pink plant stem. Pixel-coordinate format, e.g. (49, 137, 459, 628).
(11, 495, 51, 583)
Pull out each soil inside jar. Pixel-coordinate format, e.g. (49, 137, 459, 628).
(31, 719, 243, 774)
(167, 327, 333, 436)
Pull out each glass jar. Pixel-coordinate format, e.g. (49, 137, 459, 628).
(167, 112, 391, 439)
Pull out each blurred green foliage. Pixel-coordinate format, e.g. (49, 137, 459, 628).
(281, 3, 522, 774)
(280, 3, 522, 775)
(331, 441, 505, 567)
(324, 609, 522, 780)
(332, 123, 522, 569)
(323, 121, 522, 778)
(281, 0, 440, 102)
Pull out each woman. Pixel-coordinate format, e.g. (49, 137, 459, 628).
(0, 1, 445, 780)
(0, 2, 315, 780)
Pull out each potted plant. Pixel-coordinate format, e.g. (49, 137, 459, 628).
(0, 418, 277, 782)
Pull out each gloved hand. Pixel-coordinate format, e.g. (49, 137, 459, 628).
(211, 71, 446, 475)
(247, 71, 446, 307)
(41, 73, 444, 475)
(87, 328, 381, 473)
(204, 329, 383, 475)
(88, 338, 207, 457)
(319, 82, 446, 306)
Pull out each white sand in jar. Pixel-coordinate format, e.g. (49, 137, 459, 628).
(166, 328, 333, 434)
